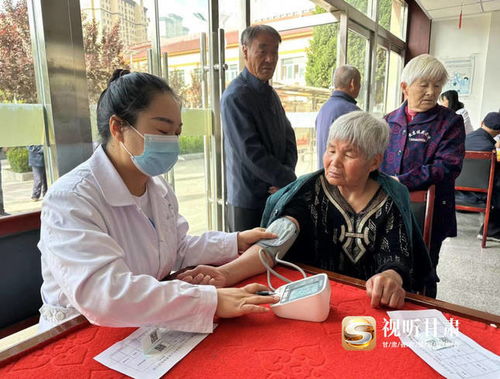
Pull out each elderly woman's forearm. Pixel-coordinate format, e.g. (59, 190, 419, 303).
(218, 245, 275, 287)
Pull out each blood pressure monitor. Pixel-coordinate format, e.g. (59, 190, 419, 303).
(271, 273, 331, 322)
(257, 217, 331, 322)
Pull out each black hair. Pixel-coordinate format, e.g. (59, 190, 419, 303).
(240, 25, 282, 46)
(440, 90, 464, 112)
(97, 69, 179, 146)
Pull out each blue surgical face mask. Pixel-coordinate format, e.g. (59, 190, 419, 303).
(121, 125, 179, 177)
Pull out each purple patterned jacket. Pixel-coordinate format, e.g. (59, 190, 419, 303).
(380, 101, 465, 242)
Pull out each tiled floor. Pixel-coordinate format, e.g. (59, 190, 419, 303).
(436, 211, 500, 314)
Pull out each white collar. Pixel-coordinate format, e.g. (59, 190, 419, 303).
(88, 145, 169, 207)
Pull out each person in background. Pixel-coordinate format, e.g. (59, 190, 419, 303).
(456, 112, 500, 242)
(221, 25, 297, 232)
(27, 145, 47, 201)
(380, 54, 465, 298)
(38, 70, 280, 333)
(315, 65, 361, 169)
(440, 90, 473, 134)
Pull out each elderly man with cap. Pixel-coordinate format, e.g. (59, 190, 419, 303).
(456, 111, 500, 241)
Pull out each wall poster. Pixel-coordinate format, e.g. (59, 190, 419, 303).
(442, 57, 474, 96)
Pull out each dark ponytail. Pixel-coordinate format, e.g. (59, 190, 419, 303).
(96, 69, 179, 146)
(440, 90, 464, 112)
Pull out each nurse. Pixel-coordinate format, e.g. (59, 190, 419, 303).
(38, 69, 278, 333)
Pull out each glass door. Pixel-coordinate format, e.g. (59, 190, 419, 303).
(152, 0, 213, 234)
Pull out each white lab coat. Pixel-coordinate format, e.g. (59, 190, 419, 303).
(38, 145, 238, 333)
(456, 108, 473, 134)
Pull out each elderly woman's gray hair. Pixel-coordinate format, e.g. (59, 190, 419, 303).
(327, 111, 389, 159)
(401, 54, 448, 87)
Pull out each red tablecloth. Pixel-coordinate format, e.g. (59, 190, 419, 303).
(1, 269, 498, 378)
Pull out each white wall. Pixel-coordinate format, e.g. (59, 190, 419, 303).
(430, 12, 500, 128)
(480, 11, 500, 119)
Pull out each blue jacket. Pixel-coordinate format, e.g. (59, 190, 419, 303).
(315, 90, 359, 168)
(28, 145, 45, 167)
(261, 170, 436, 292)
(221, 68, 297, 209)
(456, 128, 500, 208)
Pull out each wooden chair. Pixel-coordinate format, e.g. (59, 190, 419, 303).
(0, 211, 42, 338)
(455, 151, 496, 248)
(409, 185, 435, 251)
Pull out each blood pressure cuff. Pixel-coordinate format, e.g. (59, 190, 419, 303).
(257, 217, 299, 260)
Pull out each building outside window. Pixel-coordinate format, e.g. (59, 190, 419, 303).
(280, 57, 306, 85)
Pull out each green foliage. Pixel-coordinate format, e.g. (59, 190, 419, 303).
(179, 136, 204, 154)
(305, 21, 338, 88)
(0, 0, 36, 103)
(6, 146, 30, 173)
(305, 1, 394, 110)
(0, 1, 129, 105)
(378, 0, 392, 30)
(82, 17, 130, 104)
(345, 0, 369, 14)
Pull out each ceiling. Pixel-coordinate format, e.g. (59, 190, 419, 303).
(415, 0, 500, 20)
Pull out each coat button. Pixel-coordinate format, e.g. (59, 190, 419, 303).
(397, 150, 402, 156)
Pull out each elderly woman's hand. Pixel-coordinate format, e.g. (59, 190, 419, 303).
(366, 269, 405, 309)
(237, 228, 277, 252)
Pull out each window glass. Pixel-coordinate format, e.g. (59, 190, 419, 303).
(251, 0, 314, 23)
(80, 0, 146, 145)
(345, 0, 370, 17)
(347, 29, 369, 110)
(0, 0, 44, 217)
(281, 57, 306, 84)
(225, 64, 239, 83)
(250, 4, 337, 173)
(386, 49, 403, 112)
(373, 45, 389, 116)
(156, 0, 211, 234)
(378, 0, 407, 40)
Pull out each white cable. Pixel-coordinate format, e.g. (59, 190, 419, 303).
(276, 256, 307, 279)
(258, 248, 307, 291)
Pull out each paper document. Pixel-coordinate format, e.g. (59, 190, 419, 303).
(386, 309, 500, 379)
(94, 326, 213, 379)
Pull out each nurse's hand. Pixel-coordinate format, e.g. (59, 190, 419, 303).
(237, 228, 277, 252)
(215, 283, 279, 318)
(366, 269, 405, 309)
(176, 265, 227, 287)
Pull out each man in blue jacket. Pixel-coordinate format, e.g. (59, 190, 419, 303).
(27, 145, 47, 201)
(221, 25, 297, 232)
(315, 65, 361, 168)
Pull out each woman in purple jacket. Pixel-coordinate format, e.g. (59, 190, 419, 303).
(380, 54, 465, 298)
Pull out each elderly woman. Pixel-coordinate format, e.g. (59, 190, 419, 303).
(380, 54, 465, 298)
(257, 111, 435, 309)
